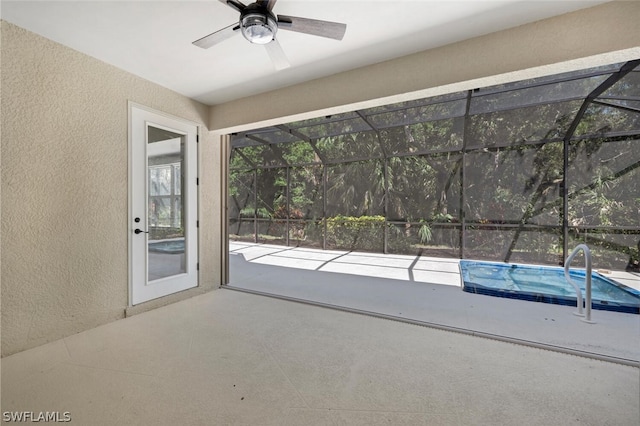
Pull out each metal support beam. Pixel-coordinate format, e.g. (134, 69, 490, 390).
(245, 134, 289, 166)
(323, 165, 327, 250)
(592, 99, 640, 115)
(234, 148, 256, 168)
(276, 124, 327, 164)
(286, 167, 290, 247)
(460, 89, 473, 259)
(254, 169, 258, 243)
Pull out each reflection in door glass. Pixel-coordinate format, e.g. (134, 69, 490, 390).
(147, 126, 186, 281)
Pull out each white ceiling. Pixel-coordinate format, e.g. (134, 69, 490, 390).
(1, 0, 609, 106)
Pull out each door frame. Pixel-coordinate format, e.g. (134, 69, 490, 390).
(127, 102, 199, 306)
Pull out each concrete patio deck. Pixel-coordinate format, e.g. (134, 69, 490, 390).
(2, 289, 638, 425)
(229, 242, 640, 364)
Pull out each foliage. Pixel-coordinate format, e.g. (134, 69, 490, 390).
(326, 215, 385, 251)
(149, 227, 183, 240)
(239, 207, 270, 219)
(273, 205, 304, 220)
(418, 220, 433, 244)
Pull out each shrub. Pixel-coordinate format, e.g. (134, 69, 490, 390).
(326, 215, 384, 251)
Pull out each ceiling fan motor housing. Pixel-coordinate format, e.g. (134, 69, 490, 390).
(240, 4, 277, 44)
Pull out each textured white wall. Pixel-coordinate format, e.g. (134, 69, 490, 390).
(209, 1, 640, 134)
(1, 21, 221, 356)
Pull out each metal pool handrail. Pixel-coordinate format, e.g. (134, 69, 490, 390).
(564, 244, 595, 323)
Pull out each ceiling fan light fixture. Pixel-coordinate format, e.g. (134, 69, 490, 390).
(240, 11, 277, 44)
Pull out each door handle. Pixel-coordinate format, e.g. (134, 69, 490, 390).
(134, 228, 149, 234)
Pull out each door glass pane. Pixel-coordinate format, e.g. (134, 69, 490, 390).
(147, 125, 186, 281)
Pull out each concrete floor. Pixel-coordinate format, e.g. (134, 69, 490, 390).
(229, 242, 640, 363)
(2, 243, 639, 424)
(2, 289, 639, 425)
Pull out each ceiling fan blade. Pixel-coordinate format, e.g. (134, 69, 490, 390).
(193, 23, 240, 49)
(264, 39, 290, 70)
(277, 15, 346, 40)
(217, 0, 246, 13)
(256, 0, 277, 12)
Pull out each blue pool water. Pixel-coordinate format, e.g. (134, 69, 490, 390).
(148, 239, 185, 254)
(459, 260, 640, 314)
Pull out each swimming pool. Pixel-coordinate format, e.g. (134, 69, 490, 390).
(459, 260, 640, 314)
(148, 239, 185, 254)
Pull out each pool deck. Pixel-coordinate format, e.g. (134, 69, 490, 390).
(229, 241, 640, 364)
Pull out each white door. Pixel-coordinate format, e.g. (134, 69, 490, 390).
(129, 104, 198, 305)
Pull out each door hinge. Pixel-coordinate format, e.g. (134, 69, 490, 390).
(196, 177, 199, 185)
(197, 220, 199, 228)
(197, 263, 200, 271)
(197, 134, 200, 143)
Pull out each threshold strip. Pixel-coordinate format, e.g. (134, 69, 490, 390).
(222, 285, 639, 368)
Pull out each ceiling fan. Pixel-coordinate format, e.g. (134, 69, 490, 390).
(193, 0, 347, 70)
